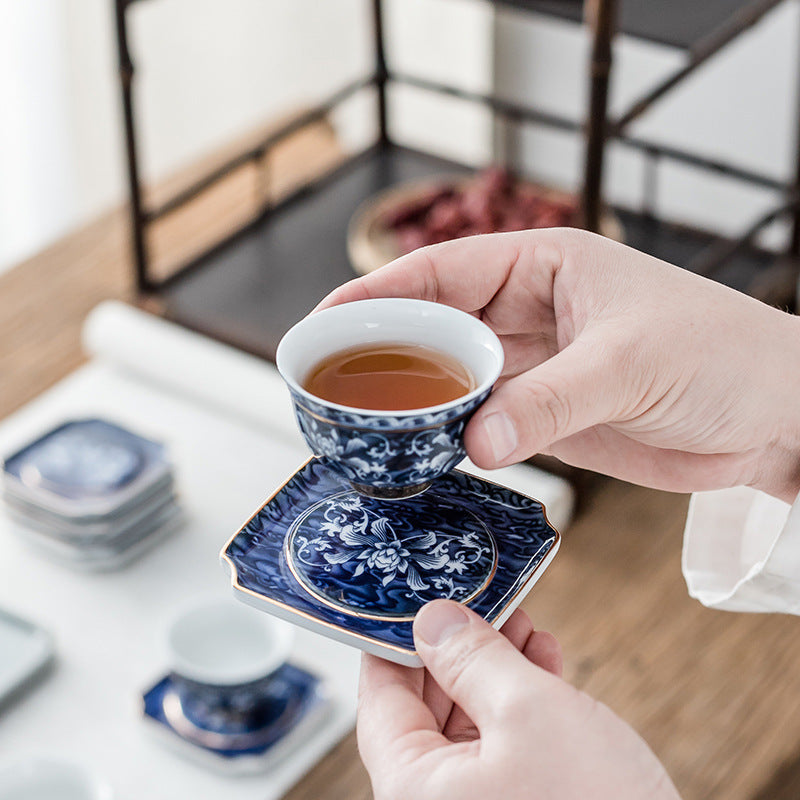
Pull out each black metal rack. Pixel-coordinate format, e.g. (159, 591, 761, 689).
(114, 0, 800, 361)
(498, 0, 784, 49)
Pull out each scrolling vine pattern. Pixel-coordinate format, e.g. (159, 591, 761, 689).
(287, 493, 497, 616)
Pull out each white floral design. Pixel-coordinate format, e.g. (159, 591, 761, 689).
(291, 495, 493, 605)
(297, 415, 465, 488)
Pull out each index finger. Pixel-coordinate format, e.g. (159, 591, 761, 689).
(500, 608, 563, 677)
(315, 231, 536, 313)
(357, 653, 446, 772)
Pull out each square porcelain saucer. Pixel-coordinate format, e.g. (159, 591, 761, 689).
(4, 487, 177, 543)
(141, 663, 329, 775)
(2, 418, 170, 519)
(221, 458, 560, 666)
(10, 502, 183, 571)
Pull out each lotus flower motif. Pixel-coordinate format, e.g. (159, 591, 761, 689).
(288, 493, 496, 615)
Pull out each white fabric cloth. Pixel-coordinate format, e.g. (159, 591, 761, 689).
(682, 487, 800, 613)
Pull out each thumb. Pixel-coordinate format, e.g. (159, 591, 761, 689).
(466, 333, 624, 468)
(413, 600, 558, 729)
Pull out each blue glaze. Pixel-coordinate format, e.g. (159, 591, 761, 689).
(287, 489, 497, 618)
(225, 459, 559, 659)
(290, 387, 490, 489)
(143, 663, 324, 758)
(3, 419, 165, 498)
(171, 672, 291, 735)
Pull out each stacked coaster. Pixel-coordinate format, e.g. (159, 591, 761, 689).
(2, 419, 181, 570)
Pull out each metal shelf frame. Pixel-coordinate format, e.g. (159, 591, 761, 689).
(114, 0, 800, 304)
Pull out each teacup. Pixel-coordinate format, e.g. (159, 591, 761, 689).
(165, 600, 294, 735)
(276, 298, 504, 499)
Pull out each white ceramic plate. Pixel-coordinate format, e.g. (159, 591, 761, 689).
(0, 609, 54, 711)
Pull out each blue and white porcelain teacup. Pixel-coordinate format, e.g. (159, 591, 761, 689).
(166, 601, 294, 735)
(276, 298, 504, 499)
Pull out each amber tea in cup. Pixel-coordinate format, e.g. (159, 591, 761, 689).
(303, 343, 476, 411)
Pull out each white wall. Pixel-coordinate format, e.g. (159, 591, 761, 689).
(493, 2, 800, 247)
(385, 0, 494, 166)
(0, 1, 75, 273)
(0, 0, 491, 275)
(0, 0, 372, 274)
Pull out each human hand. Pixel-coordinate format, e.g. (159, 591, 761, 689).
(318, 229, 800, 501)
(358, 600, 680, 800)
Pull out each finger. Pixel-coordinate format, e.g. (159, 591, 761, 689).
(522, 630, 563, 677)
(499, 607, 535, 650)
(413, 600, 560, 730)
(315, 230, 564, 314)
(500, 609, 563, 677)
(495, 331, 558, 378)
(441, 612, 561, 739)
(423, 669, 455, 731)
(441, 705, 479, 744)
(432, 609, 530, 740)
(548, 425, 754, 495)
(440, 610, 562, 740)
(357, 653, 445, 772)
(465, 331, 627, 469)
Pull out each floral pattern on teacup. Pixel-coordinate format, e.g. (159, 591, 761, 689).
(290, 387, 491, 489)
(294, 413, 467, 488)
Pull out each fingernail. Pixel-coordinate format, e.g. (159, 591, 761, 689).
(482, 412, 517, 463)
(415, 602, 468, 647)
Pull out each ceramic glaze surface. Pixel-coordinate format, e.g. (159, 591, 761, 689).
(276, 298, 503, 494)
(291, 389, 489, 489)
(223, 459, 559, 661)
(172, 674, 280, 735)
(286, 489, 497, 618)
(143, 663, 324, 757)
(3, 420, 162, 498)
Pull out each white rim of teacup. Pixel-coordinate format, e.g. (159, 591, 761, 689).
(0, 756, 114, 800)
(166, 600, 294, 686)
(276, 298, 505, 417)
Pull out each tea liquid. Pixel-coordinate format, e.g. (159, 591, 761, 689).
(304, 343, 475, 411)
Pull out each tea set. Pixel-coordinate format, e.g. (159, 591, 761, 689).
(222, 298, 561, 666)
(0, 298, 560, 790)
(2, 419, 181, 570)
(142, 600, 329, 774)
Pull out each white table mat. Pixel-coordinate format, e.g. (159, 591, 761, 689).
(0, 365, 357, 799)
(0, 302, 573, 798)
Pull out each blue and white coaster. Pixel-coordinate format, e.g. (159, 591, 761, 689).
(222, 458, 560, 666)
(3, 419, 181, 570)
(3, 419, 169, 519)
(142, 663, 329, 775)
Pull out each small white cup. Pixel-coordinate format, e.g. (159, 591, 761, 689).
(166, 600, 294, 687)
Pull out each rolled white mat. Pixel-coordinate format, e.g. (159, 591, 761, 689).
(81, 301, 573, 530)
(82, 301, 304, 449)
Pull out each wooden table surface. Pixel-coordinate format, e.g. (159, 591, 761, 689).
(3, 122, 800, 800)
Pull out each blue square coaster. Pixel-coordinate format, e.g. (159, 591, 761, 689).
(3, 419, 169, 518)
(142, 663, 328, 774)
(221, 458, 560, 666)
